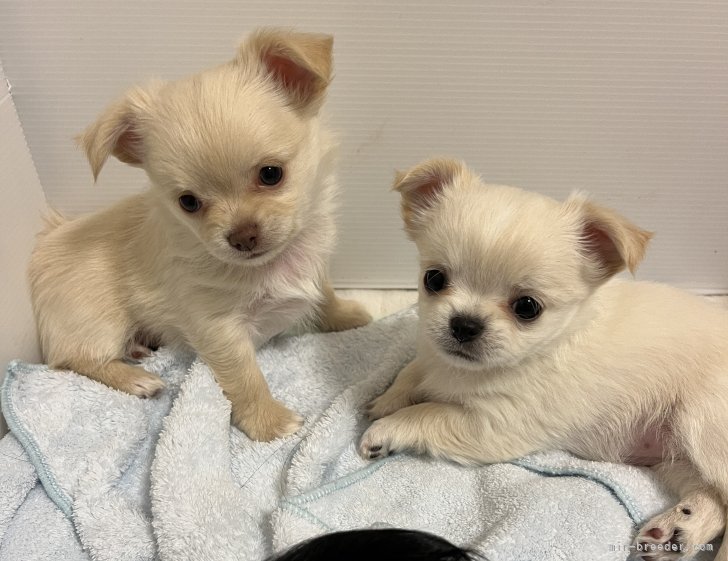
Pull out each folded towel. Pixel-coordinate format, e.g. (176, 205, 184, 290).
(2, 308, 710, 561)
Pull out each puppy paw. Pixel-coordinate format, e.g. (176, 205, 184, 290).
(633, 527, 685, 561)
(633, 503, 720, 561)
(122, 369, 166, 398)
(359, 419, 398, 460)
(366, 392, 411, 420)
(232, 397, 303, 442)
(319, 299, 372, 332)
(126, 343, 154, 361)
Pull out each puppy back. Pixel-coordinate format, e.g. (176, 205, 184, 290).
(38, 208, 67, 236)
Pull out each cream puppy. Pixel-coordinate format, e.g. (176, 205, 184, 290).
(29, 28, 371, 442)
(359, 158, 728, 560)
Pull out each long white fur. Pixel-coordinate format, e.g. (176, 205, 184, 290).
(360, 158, 728, 561)
(28, 28, 371, 443)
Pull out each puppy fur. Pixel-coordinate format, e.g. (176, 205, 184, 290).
(360, 158, 728, 561)
(29, 28, 371, 442)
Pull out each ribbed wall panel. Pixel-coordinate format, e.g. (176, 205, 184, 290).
(1, 1, 726, 290)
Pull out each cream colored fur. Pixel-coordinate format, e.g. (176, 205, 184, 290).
(28, 28, 371, 442)
(360, 158, 728, 560)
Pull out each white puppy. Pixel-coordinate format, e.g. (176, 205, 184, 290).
(359, 158, 728, 561)
(29, 28, 371, 442)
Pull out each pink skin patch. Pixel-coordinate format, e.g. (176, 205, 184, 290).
(127, 343, 153, 360)
(625, 423, 670, 467)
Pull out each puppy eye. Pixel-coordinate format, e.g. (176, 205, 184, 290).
(511, 296, 542, 321)
(258, 166, 284, 187)
(424, 269, 447, 293)
(179, 193, 202, 213)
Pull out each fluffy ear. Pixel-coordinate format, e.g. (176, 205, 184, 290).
(393, 158, 468, 233)
(239, 28, 333, 113)
(77, 86, 156, 181)
(566, 194, 653, 282)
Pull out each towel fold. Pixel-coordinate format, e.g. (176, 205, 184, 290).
(2, 308, 705, 561)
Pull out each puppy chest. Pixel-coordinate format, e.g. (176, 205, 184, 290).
(245, 242, 328, 345)
(247, 295, 318, 348)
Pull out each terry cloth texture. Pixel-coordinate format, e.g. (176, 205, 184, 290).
(1, 308, 715, 561)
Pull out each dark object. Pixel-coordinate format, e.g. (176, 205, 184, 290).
(265, 529, 485, 561)
(178, 193, 202, 213)
(511, 296, 542, 321)
(424, 269, 447, 293)
(450, 315, 484, 343)
(259, 165, 284, 186)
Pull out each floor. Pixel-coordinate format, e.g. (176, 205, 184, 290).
(336, 289, 418, 320)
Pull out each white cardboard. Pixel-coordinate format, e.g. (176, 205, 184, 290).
(0, 60, 47, 434)
(0, 1, 726, 292)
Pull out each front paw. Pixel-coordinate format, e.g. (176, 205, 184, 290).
(359, 418, 398, 460)
(366, 392, 410, 420)
(231, 396, 303, 441)
(320, 299, 372, 332)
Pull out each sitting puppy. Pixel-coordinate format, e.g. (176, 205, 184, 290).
(359, 158, 728, 560)
(29, 28, 371, 442)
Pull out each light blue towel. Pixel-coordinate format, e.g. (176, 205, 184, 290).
(1, 308, 708, 561)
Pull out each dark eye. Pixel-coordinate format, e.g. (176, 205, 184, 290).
(179, 193, 202, 213)
(512, 296, 542, 321)
(259, 166, 283, 187)
(424, 269, 447, 293)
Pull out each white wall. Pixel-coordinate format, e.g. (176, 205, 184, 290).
(0, 59, 47, 434)
(1, 1, 727, 292)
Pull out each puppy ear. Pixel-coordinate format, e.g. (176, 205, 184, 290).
(393, 158, 468, 234)
(566, 194, 653, 282)
(240, 28, 333, 113)
(77, 86, 156, 181)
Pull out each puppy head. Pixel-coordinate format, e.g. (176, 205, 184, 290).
(78, 28, 334, 266)
(395, 158, 652, 371)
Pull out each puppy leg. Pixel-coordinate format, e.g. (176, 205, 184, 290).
(634, 461, 724, 560)
(316, 281, 372, 332)
(58, 357, 165, 398)
(640, 398, 728, 561)
(367, 359, 424, 420)
(45, 319, 164, 398)
(685, 397, 728, 561)
(190, 323, 302, 441)
(359, 401, 535, 464)
(676, 405, 728, 561)
(124, 331, 161, 361)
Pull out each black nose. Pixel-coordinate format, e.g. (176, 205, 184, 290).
(449, 315, 484, 344)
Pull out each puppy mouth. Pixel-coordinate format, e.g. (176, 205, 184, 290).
(435, 337, 481, 364)
(244, 250, 268, 259)
(444, 348, 479, 362)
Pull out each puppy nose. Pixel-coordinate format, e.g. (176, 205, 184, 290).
(228, 223, 258, 252)
(450, 315, 484, 344)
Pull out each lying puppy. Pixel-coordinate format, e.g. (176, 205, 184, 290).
(29, 28, 371, 442)
(359, 158, 728, 561)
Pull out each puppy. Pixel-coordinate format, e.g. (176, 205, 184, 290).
(359, 158, 728, 561)
(29, 28, 371, 442)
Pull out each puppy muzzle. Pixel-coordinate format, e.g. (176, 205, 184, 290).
(449, 315, 484, 344)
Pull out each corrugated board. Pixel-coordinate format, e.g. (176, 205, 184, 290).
(0, 58, 47, 434)
(0, 1, 727, 291)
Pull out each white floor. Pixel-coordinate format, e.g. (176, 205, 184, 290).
(336, 289, 418, 320)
